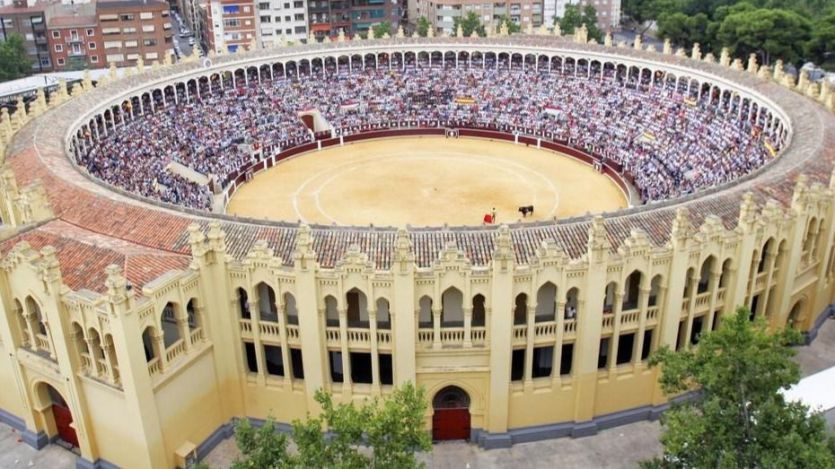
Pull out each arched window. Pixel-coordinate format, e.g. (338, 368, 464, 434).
(649, 276, 663, 307)
(472, 294, 486, 327)
(26, 296, 47, 335)
(513, 293, 528, 325)
(376, 298, 391, 329)
(683, 268, 696, 299)
(535, 282, 557, 322)
(565, 288, 579, 319)
(71, 323, 88, 357)
(758, 239, 775, 273)
(719, 259, 733, 288)
(441, 288, 464, 327)
(603, 282, 617, 314)
(257, 283, 278, 322)
(284, 292, 298, 325)
(418, 296, 432, 328)
(237, 288, 250, 319)
(623, 271, 642, 310)
(346, 288, 368, 327)
(698, 257, 715, 294)
(325, 295, 339, 327)
(186, 299, 199, 330)
(160, 302, 181, 348)
(141, 326, 157, 362)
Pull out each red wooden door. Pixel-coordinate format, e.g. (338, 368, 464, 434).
(432, 408, 470, 441)
(52, 404, 79, 447)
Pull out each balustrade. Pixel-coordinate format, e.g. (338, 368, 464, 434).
(533, 321, 558, 341)
(417, 329, 433, 345)
(646, 306, 659, 322)
(325, 327, 340, 347)
(620, 309, 640, 326)
(147, 357, 161, 376)
(439, 328, 465, 344)
(471, 327, 487, 345)
(601, 315, 614, 332)
(259, 322, 281, 338)
(35, 333, 50, 351)
(165, 339, 187, 363)
(239, 319, 253, 334)
(80, 353, 93, 371)
(285, 325, 300, 345)
(190, 327, 204, 344)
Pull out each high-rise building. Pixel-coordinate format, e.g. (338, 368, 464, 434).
(543, 0, 621, 29)
(0, 0, 52, 73)
(97, 0, 175, 67)
(307, 0, 403, 39)
(256, 0, 308, 45)
(416, 0, 544, 36)
(46, 3, 104, 70)
(199, 0, 259, 54)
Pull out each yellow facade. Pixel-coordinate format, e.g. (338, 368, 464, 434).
(0, 37, 832, 468)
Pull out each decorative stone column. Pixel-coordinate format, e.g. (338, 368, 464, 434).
(432, 306, 442, 349)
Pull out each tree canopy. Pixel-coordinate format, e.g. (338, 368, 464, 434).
(644, 307, 835, 468)
(231, 382, 431, 468)
(453, 11, 486, 37)
(416, 16, 431, 37)
(555, 5, 604, 42)
(628, 0, 835, 66)
(0, 34, 32, 82)
(370, 21, 392, 39)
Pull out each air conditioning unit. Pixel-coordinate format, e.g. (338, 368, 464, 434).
(174, 441, 198, 468)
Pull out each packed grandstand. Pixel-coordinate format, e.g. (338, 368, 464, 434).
(75, 56, 782, 212)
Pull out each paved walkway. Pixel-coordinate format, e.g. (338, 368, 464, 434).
(16, 316, 835, 469)
(0, 423, 76, 469)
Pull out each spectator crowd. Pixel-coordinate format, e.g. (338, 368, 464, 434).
(77, 56, 780, 211)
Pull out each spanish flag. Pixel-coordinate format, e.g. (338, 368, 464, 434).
(764, 141, 777, 157)
(684, 97, 697, 107)
(455, 96, 475, 105)
(641, 131, 656, 142)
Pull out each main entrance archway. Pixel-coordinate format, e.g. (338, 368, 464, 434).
(432, 386, 471, 441)
(35, 383, 78, 447)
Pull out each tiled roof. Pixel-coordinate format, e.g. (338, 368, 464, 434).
(3, 37, 834, 289)
(0, 220, 190, 293)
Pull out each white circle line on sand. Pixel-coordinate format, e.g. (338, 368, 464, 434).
(297, 152, 560, 225)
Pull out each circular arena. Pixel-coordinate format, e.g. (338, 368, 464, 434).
(0, 37, 833, 468)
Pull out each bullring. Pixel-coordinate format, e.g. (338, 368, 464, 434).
(0, 36, 832, 468)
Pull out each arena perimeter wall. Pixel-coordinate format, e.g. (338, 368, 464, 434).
(220, 126, 635, 209)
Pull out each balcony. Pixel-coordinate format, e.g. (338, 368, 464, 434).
(620, 309, 640, 327)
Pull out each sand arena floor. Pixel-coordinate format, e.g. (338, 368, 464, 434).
(226, 137, 629, 227)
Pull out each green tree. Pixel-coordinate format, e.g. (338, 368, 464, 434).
(806, 12, 835, 67)
(555, 5, 603, 43)
(453, 11, 486, 37)
(231, 382, 431, 468)
(717, 8, 812, 64)
(497, 14, 521, 34)
(644, 307, 835, 468)
(0, 33, 32, 82)
(371, 21, 392, 39)
(231, 418, 291, 468)
(657, 12, 711, 48)
(416, 16, 431, 37)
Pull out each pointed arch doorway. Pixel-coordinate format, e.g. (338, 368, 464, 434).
(35, 383, 79, 447)
(432, 386, 471, 441)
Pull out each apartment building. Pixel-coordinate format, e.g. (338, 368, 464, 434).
(307, 0, 402, 39)
(258, 0, 307, 45)
(46, 4, 104, 70)
(544, 0, 620, 29)
(97, 0, 174, 67)
(419, 0, 544, 35)
(200, 0, 258, 53)
(0, 0, 52, 73)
